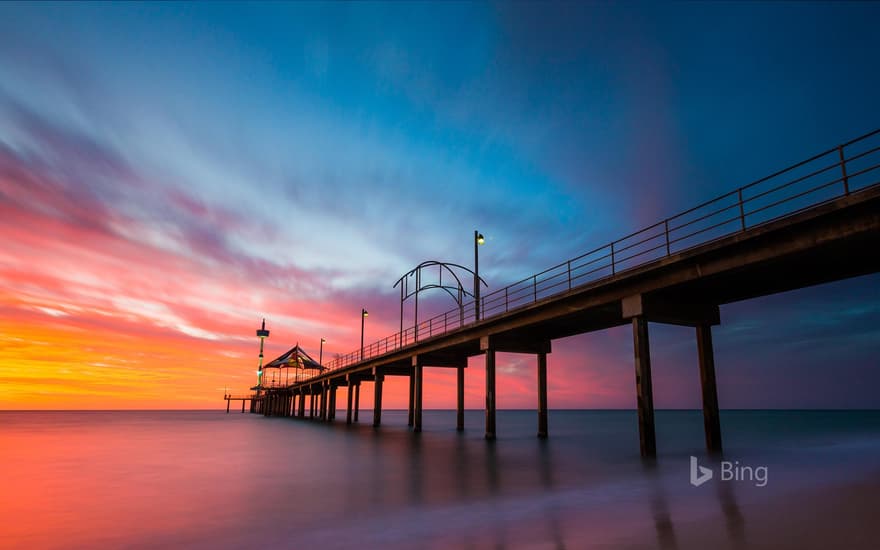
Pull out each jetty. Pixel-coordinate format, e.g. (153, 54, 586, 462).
(234, 129, 880, 457)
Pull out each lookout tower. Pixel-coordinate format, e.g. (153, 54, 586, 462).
(256, 318, 270, 388)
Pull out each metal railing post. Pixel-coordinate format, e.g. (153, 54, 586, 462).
(533, 275, 538, 302)
(737, 189, 746, 230)
(505, 287, 509, 311)
(610, 243, 615, 274)
(664, 220, 671, 256)
(567, 260, 572, 290)
(838, 145, 850, 195)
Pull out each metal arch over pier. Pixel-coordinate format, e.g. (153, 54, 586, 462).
(393, 260, 487, 347)
(247, 129, 880, 457)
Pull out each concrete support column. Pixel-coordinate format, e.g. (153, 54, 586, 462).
(633, 316, 657, 458)
(697, 324, 723, 455)
(483, 339, 497, 440)
(537, 351, 548, 439)
(413, 358, 423, 433)
(456, 364, 465, 431)
(354, 383, 360, 422)
(241, 399, 245, 413)
(346, 379, 354, 425)
(328, 385, 337, 421)
(407, 371, 415, 427)
(298, 391, 305, 417)
(320, 384, 328, 421)
(373, 369, 384, 427)
(226, 399, 230, 414)
(309, 392, 315, 419)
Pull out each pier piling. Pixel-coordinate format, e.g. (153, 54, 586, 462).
(697, 324, 723, 455)
(633, 316, 656, 458)
(328, 385, 337, 421)
(537, 351, 548, 439)
(482, 337, 497, 440)
(346, 378, 354, 424)
(373, 368, 384, 427)
(456, 363, 465, 431)
(413, 357, 423, 432)
(408, 372, 415, 427)
(354, 382, 360, 422)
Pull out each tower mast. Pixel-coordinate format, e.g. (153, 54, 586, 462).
(256, 318, 270, 388)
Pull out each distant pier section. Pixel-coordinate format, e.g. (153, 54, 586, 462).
(223, 393, 258, 413)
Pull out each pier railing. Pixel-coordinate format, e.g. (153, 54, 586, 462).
(292, 129, 880, 384)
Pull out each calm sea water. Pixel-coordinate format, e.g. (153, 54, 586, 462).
(1, 409, 879, 549)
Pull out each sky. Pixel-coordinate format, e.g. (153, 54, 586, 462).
(1, 2, 878, 410)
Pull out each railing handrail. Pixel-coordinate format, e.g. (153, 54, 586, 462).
(276, 128, 880, 385)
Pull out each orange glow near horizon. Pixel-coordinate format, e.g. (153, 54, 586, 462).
(0, 146, 636, 410)
(0, 159, 711, 413)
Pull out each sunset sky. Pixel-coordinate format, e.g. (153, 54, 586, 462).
(1, 2, 878, 410)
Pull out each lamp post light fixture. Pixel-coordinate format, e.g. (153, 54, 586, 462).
(360, 309, 368, 361)
(474, 230, 485, 321)
(319, 338, 326, 366)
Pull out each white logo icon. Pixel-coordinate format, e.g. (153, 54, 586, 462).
(690, 456, 713, 487)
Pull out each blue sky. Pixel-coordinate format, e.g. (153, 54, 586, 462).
(0, 2, 878, 408)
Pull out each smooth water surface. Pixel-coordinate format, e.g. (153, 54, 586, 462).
(1, 410, 879, 549)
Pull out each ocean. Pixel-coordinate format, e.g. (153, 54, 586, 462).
(1, 409, 878, 549)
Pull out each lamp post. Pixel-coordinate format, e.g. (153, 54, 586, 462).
(360, 309, 368, 361)
(319, 337, 326, 366)
(474, 230, 485, 321)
